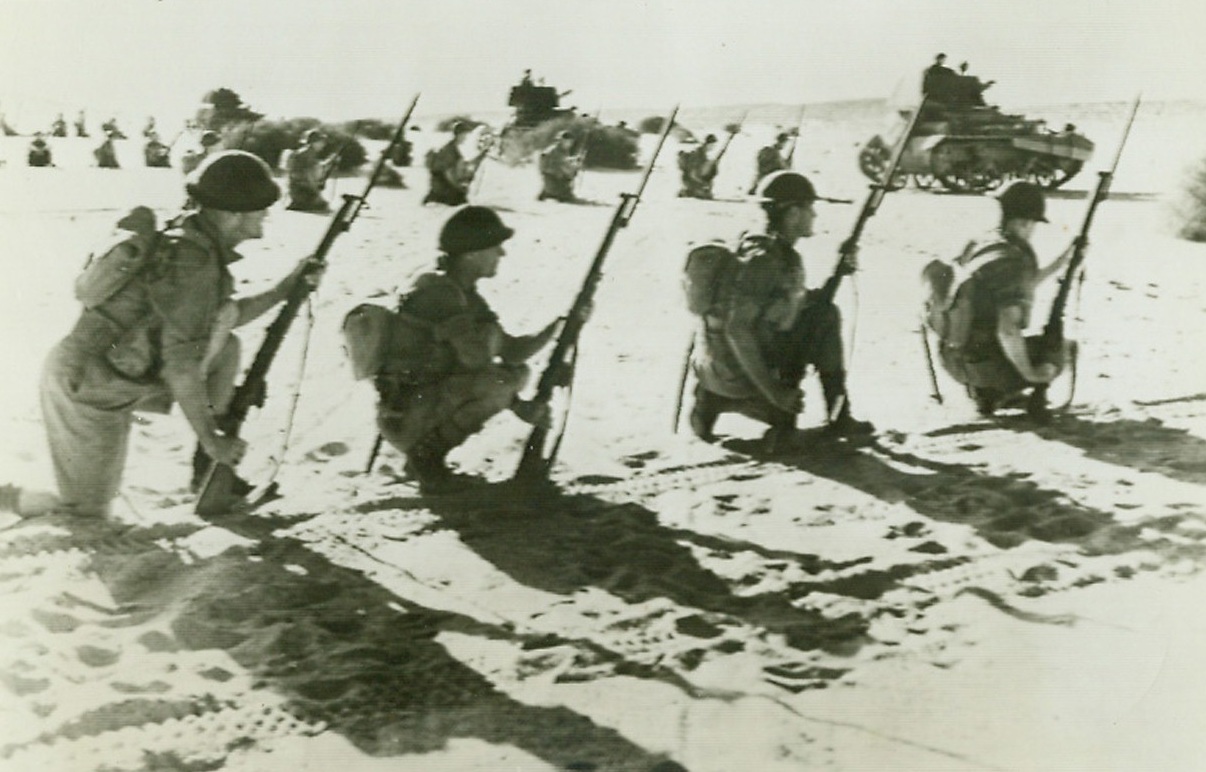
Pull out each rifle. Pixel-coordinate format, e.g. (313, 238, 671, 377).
(1040, 96, 1140, 356)
(703, 111, 745, 179)
(784, 105, 806, 166)
(195, 94, 421, 516)
(466, 129, 495, 197)
(513, 105, 678, 483)
(318, 141, 347, 188)
(815, 98, 926, 307)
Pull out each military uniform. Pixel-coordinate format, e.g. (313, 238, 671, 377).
(538, 139, 581, 202)
(144, 138, 171, 168)
(375, 272, 532, 458)
(94, 137, 119, 169)
(678, 144, 716, 199)
(692, 233, 846, 432)
(286, 143, 331, 213)
(749, 143, 788, 194)
(423, 139, 471, 206)
(28, 138, 53, 167)
(41, 214, 245, 516)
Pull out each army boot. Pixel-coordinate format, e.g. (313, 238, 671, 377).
(404, 435, 484, 495)
(689, 386, 721, 443)
(189, 445, 256, 498)
(1026, 385, 1053, 425)
(821, 372, 875, 439)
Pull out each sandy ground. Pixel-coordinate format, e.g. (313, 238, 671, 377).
(1, 99, 1205, 771)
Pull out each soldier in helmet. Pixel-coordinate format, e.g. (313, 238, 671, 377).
(143, 131, 171, 168)
(423, 121, 477, 206)
(371, 205, 566, 494)
(94, 131, 120, 169)
(286, 128, 337, 213)
(537, 129, 583, 202)
(678, 134, 719, 199)
(749, 132, 792, 194)
(925, 181, 1076, 423)
(181, 130, 221, 175)
(40, 150, 324, 518)
(27, 132, 53, 167)
(688, 170, 874, 452)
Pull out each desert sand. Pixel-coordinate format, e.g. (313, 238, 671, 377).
(1, 99, 1205, 771)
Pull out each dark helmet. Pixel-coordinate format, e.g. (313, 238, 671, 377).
(199, 130, 221, 147)
(303, 128, 327, 144)
(757, 170, 818, 205)
(775, 132, 790, 143)
(704, 134, 718, 144)
(185, 150, 280, 212)
(438, 205, 515, 256)
(997, 181, 1048, 223)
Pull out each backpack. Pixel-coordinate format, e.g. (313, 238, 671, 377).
(922, 239, 1010, 351)
(682, 234, 767, 318)
(74, 206, 164, 309)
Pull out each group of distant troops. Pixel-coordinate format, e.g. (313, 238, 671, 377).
(14, 76, 1079, 518)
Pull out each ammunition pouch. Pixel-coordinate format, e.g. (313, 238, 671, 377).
(66, 309, 159, 382)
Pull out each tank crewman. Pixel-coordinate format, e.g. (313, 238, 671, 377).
(932, 181, 1075, 423)
(678, 134, 718, 199)
(374, 206, 564, 494)
(40, 151, 324, 518)
(286, 128, 335, 213)
(51, 114, 68, 137)
(144, 131, 171, 167)
(921, 52, 958, 103)
(689, 171, 875, 453)
(537, 130, 583, 202)
(423, 121, 475, 206)
(74, 110, 89, 138)
(953, 62, 995, 106)
(94, 131, 120, 169)
(749, 132, 791, 194)
(27, 132, 53, 167)
(181, 130, 221, 175)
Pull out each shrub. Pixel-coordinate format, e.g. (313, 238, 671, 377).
(1176, 156, 1206, 242)
(637, 115, 695, 143)
(236, 118, 367, 172)
(506, 115, 639, 170)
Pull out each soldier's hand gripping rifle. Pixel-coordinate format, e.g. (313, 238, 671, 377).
(703, 111, 745, 180)
(513, 106, 679, 483)
(815, 99, 925, 307)
(196, 94, 421, 516)
(1037, 96, 1140, 396)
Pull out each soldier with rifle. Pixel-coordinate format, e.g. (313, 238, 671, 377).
(286, 128, 338, 213)
(424, 121, 490, 206)
(195, 97, 420, 514)
(369, 205, 570, 494)
(749, 131, 792, 194)
(40, 150, 323, 519)
(537, 129, 584, 203)
(678, 134, 718, 199)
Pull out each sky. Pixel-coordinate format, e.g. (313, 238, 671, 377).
(1, 0, 1203, 128)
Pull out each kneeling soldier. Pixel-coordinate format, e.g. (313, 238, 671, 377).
(41, 151, 321, 518)
(689, 171, 873, 452)
(374, 206, 563, 493)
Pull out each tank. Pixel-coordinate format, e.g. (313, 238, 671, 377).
(497, 71, 577, 164)
(859, 102, 1094, 193)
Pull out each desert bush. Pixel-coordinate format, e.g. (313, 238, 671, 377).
(1176, 156, 1206, 242)
(637, 115, 695, 143)
(237, 118, 367, 172)
(510, 115, 639, 170)
(435, 115, 485, 133)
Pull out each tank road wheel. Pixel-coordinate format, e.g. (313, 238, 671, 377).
(858, 136, 891, 182)
(912, 172, 936, 190)
(969, 162, 1004, 193)
(1027, 159, 1057, 188)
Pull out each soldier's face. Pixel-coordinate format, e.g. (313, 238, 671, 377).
(465, 244, 504, 279)
(782, 202, 816, 240)
(234, 209, 269, 242)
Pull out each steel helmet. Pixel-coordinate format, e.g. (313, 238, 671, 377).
(439, 205, 515, 256)
(997, 181, 1049, 222)
(185, 150, 280, 212)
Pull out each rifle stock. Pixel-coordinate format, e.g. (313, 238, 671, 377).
(816, 98, 926, 306)
(195, 94, 421, 516)
(513, 105, 679, 483)
(1042, 96, 1140, 349)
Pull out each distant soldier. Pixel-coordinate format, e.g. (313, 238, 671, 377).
(286, 128, 335, 213)
(27, 133, 53, 167)
(371, 206, 564, 493)
(953, 61, 995, 107)
(143, 132, 171, 168)
(94, 132, 120, 169)
(143, 116, 158, 138)
(423, 121, 476, 206)
(924, 181, 1076, 423)
(688, 171, 874, 452)
(922, 53, 957, 103)
(40, 151, 323, 518)
(180, 130, 221, 175)
(537, 130, 583, 202)
(74, 110, 89, 138)
(101, 117, 126, 139)
(749, 132, 791, 194)
(678, 134, 718, 199)
(50, 113, 68, 138)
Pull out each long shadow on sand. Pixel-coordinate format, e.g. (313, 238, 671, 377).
(2, 516, 677, 772)
(928, 412, 1206, 487)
